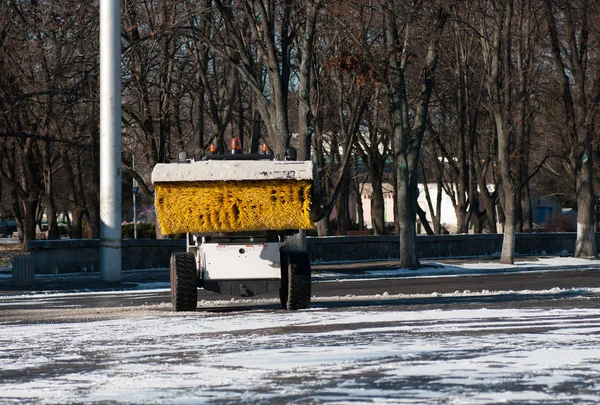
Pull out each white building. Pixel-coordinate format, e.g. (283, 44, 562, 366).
(356, 183, 564, 233)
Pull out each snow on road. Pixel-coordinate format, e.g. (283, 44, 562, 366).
(316, 256, 600, 280)
(2, 301, 600, 404)
(2, 255, 600, 403)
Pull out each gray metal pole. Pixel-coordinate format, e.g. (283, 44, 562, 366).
(99, 0, 122, 282)
(133, 154, 137, 239)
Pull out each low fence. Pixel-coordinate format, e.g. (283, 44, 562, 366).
(27, 239, 185, 274)
(26, 232, 588, 274)
(308, 233, 580, 263)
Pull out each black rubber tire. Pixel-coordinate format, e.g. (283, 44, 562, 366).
(280, 250, 311, 310)
(170, 252, 198, 312)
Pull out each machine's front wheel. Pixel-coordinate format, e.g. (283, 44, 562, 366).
(170, 252, 198, 311)
(280, 250, 311, 310)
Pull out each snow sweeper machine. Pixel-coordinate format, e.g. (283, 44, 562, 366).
(151, 140, 316, 311)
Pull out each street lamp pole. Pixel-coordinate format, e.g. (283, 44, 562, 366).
(133, 154, 138, 239)
(99, 0, 122, 282)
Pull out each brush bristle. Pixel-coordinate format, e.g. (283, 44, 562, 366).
(154, 180, 314, 234)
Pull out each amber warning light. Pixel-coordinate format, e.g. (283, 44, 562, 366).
(230, 137, 242, 154)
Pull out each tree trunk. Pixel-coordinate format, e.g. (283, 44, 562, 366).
(481, 0, 515, 262)
(88, 141, 101, 238)
(500, 189, 517, 263)
(45, 197, 58, 240)
(496, 109, 516, 263)
(370, 169, 386, 235)
(455, 34, 470, 235)
(41, 140, 58, 240)
(71, 207, 84, 239)
(475, 157, 497, 234)
(396, 169, 419, 268)
(63, 210, 72, 236)
(574, 151, 596, 257)
(455, 206, 470, 234)
(87, 202, 100, 239)
(62, 150, 84, 238)
(472, 206, 486, 234)
(22, 200, 38, 251)
(417, 204, 435, 235)
(356, 193, 365, 231)
(483, 196, 498, 234)
(435, 181, 443, 234)
(353, 178, 365, 230)
(313, 128, 332, 236)
(250, 107, 262, 154)
(297, 0, 318, 161)
(11, 190, 24, 242)
(543, 0, 597, 258)
(193, 83, 206, 157)
(336, 170, 351, 235)
(521, 182, 533, 232)
(495, 186, 505, 231)
(315, 217, 332, 236)
(385, 3, 446, 267)
(515, 0, 536, 233)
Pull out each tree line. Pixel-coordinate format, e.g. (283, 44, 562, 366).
(1, 0, 599, 266)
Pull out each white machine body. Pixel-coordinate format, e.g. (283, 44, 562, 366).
(198, 241, 283, 280)
(163, 148, 314, 309)
(152, 160, 314, 183)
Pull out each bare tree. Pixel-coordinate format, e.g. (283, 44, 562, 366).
(0, 1, 99, 246)
(297, 0, 321, 161)
(383, 1, 447, 268)
(358, 84, 390, 236)
(543, 0, 599, 258)
(479, 0, 521, 263)
(205, 0, 298, 158)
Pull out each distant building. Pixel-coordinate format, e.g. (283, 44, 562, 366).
(353, 183, 565, 233)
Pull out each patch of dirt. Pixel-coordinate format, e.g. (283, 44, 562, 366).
(0, 242, 25, 269)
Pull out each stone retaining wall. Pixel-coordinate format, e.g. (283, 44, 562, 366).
(26, 233, 589, 274)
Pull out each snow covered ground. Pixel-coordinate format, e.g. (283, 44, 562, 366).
(1, 255, 600, 403)
(2, 295, 600, 404)
(316, 256, 600, 280)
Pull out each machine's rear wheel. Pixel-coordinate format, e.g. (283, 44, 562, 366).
(279, 250, 311, 310)
(170, 252, 198, 311)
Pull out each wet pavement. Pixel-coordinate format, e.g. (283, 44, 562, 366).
(2, 256, 600, 296)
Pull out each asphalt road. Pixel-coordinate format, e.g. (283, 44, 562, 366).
(1, 268, 599, 322)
